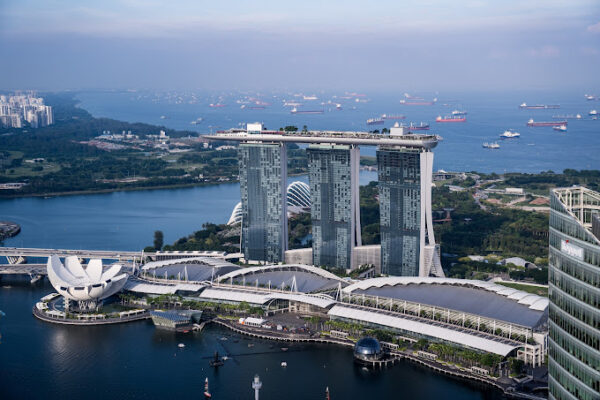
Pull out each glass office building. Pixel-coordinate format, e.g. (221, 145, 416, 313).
(377, 148, 435, 277)
(238, 143, 288, 263)
(307, 144, 361, 270)
(548, 187, 600, 400)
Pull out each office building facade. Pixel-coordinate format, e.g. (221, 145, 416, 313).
(238, 143, 288, 263)
(307, 144, 361, 270)
(377, 148, 440, 277)
(548, 187, 600, 400)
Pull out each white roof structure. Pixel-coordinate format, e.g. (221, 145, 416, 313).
(344, 277, 549, 311)
(124, 280, 205, 295)
(199, 287, 337, 309)
(344, 277, 548, 328)
(46, 255, 127, 301)
(141, 256, 237, 272)
(328, 305, 520, 356)
(217, 264, 348, 292)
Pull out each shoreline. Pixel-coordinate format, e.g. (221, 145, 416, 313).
(0, 172, 314, 200)
(0, 181, 235, 199)
(212, 318, 546, 400)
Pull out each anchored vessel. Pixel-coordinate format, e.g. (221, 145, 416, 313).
(526, 119, 567, 127)
(519, 103, 560, 109)
(500, 130, 520, 139)
(366, 118, 385, 125)
(381, 114, 405, 120)
(290, 107, 324, 114)
(482, 142, 500, 149)
(436, 115, 466, 123)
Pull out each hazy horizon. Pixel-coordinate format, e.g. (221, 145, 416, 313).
(1, 1, 599, 92)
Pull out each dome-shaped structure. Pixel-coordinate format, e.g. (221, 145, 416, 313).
(47, 255, 128, 308)
(354, 337, 383, 362)
(227, 181, 311, 225)
(227, 202, 243, 225)
(286, 181, 311, 208)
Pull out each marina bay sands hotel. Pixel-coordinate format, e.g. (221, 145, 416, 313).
(209, 123, 444, 277)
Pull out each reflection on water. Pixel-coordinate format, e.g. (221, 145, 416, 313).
(0, 279, 503, 400)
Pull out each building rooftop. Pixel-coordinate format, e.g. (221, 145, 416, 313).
(207, 129, 438, 149)
(345, 277, 548, 329)
(217, 264, 348, 293)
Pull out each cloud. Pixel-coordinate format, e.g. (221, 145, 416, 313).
(528, 45, 560, 58)
(587, 21, 600, 33)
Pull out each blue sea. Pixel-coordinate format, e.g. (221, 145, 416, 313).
(76, 89, 600, 173)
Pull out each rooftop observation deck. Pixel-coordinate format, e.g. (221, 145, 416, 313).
(205, 130, 439, 149)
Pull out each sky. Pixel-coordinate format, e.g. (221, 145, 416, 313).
(0, 0, 599, 92)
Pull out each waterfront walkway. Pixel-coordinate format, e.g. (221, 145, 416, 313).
(213, 318, 546, 400)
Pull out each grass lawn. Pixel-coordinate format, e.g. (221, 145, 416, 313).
(496, 281, 548, 296)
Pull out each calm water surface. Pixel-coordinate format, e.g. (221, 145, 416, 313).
(0, 279, 503, 400)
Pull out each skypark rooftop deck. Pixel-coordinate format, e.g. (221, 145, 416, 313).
(207, 130, 439, 149)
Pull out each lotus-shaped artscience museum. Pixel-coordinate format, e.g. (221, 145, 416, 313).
(47, 255, 128, 302)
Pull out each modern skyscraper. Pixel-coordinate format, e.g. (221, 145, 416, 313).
(548, 187, 600, 400)
(238, 142, 288, 263)
(377, 147, 442, 277)
(307, 144, 361, 270)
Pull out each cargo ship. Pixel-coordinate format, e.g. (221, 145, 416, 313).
(519, 103, 560, 109)
(406, 122, 430, 130)
(290, 107, 324, 115)
(209, 103, 226, 108)
(400, 98, 437, 106)
(436, 115, 466, 123)
(451, 110, 467, 116)
(552, 114, 582, 120)
(381, 114, 405, 120)
(366, 118, 385, 125)
(526, 119, 567, 127)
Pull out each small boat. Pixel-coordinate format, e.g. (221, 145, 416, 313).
(204, 377, 212, 399)
(589, 110, 598, 116)
(281, 347, 289, 352)
(248, 343, 255, 348)
(190, 118, 203, 125)
(482, 142, 500, 149)
(553, 125, 567, 132)
(451, 110, 467, 116)
(160, 115, 167, 119)
(178, 343, 185, 348)
(219, 336, 228, 341)
(500, 129, 520, 139)
(281, 361, 287, 367)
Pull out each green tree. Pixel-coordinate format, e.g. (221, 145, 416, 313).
(153, 230, 164, 250)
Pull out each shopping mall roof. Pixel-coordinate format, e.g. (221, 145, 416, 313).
(344, 277, 548, 329)
(199, 287, 337, 309)
(124, 278, 205, 295)
(141, 257, 240, 282)
(217, 264, 348, 293)
(329, 305, 521, 356)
